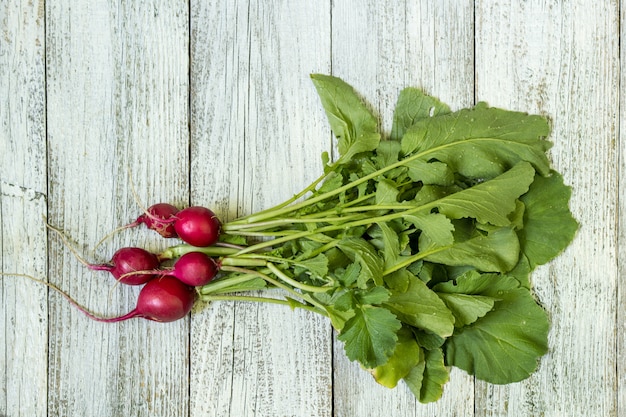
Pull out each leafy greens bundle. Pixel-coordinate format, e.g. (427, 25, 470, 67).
(166, 74, 578, 402)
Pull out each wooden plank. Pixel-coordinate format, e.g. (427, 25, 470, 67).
(330, 1, 475, 415)
(474, 1, 619, 416)
(188, 1, 333, 416)
(0, 2, 619, 416)
(619, 1, 626, 416)
(0, 1, 48, 416)
(45, 1, 190, 416)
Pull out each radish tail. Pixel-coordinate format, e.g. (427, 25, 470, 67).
(44, 221, 93, 268)
(0, 272, 138, 323)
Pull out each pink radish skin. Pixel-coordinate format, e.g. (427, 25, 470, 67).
(130, 203, 180, 238)
(90, 247, 160, 285)
(174, 206, 222, 247)
(168, 252, 219, 286)
(83, 276, 197, 323)
(119, 252, 219, 287)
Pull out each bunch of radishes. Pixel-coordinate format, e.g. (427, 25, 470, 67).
(79, 203, 223, 323)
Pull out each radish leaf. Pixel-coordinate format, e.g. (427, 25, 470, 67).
(440, 272, 549, 383)
(310, 74, 380, 163)
(391, 87, 451, 141)
(338, 304, 402, 368)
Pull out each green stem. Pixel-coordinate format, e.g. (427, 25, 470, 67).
(159, 244, 239, 260)
(231, 169, 330, 223)
(231, 202, 433, 256)
(382, 246, 448, 275)
(199, 273, 262, 295)
(219, 265, 327, 311)
(224, 193, 376, 232)
(295, 239, 340, 261)
(219, 257, 267, 267)
(226, 149, 434, 225)
(200, 294, 325, 315)
(225, 253, 328, 271)
(265, 262, 332, 294)
(223, 230, 302, 238)
(222, 212, 367, 232)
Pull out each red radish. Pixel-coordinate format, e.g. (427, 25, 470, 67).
(83, 276, 197, 323)
(165, 252, 219, 286)
(3, 273, 196, 323)
(118, 252, 219, 287)
(128, 203, 180, 238)
(93, 203, 180, 249)
(174, 206, 222, 247)
(90, 247, 160, 285)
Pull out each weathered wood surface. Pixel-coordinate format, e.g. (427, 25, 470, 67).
(0, 1, 620, 416)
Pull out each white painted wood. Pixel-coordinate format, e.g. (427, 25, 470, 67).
(620, 3, 626, 417)
(0, 1, 623, 416)
(0, 1, 48, 416)
(474, 1, 619, 416)
(45, 1, 190, 416)
(330, 1, 476, 415)
(189, 1, 333, 416)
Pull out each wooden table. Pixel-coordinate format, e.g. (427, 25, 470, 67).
(1, 1, 620, 416)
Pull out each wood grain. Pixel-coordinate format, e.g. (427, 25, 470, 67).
(330, 2, 476, 415)
(0, 1, 622, 416)
(189, 1, 332, 416)
(46, 1, 190, 416)
(475, 1, 619, 415)
(0, 1, 48, 416)
(620, 2, 626, 416)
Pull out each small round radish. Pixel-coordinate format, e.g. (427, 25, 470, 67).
(117, 252, 219, 287)
(133, 203, 180, 238)
(169, 252, 219, 286)
(90, 247, 160, 285)
(81, 276, 197, 323)
(174, 206, 222, 247)
(139, 203, 180, 238)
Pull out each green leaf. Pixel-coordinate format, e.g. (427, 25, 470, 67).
(335, 262, 361, 287)
(375, 178, 399, 204)
(317, 171, 344, 194)
(338, 305, 402, 368)
(423, 226, 521, 273)
(355, 286, 391, 305)
(404, 158, 454, 186)
(331, 290, 355, 312)
(383, 268, 411, 293)
(384, 270, 455, 337)
(375, 140, 402, 168)
(434, 273, 498, 327)
(518, 171, 578, 269)
(297, 254, 329, 280)
(310, 74, 380, 162)
(508, 254, 532, 288)
(337, 238, 384, 287)
(443, 272, 550, 384)
(374, 222, 401, 270)
(400, 103, 552, 178)
(403, 359, 425, 400)
(404, 212, 454, 249)
(373, 327, 421, 388)
(391, 87, 451, 141)
(404, 348, 450, 403)
(413, 329, 445, 350)
(434, 161, 536, 227)
(325, 304, 355, 332)
(436, 293, 496, 328)
(413, 184, 462, 206)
